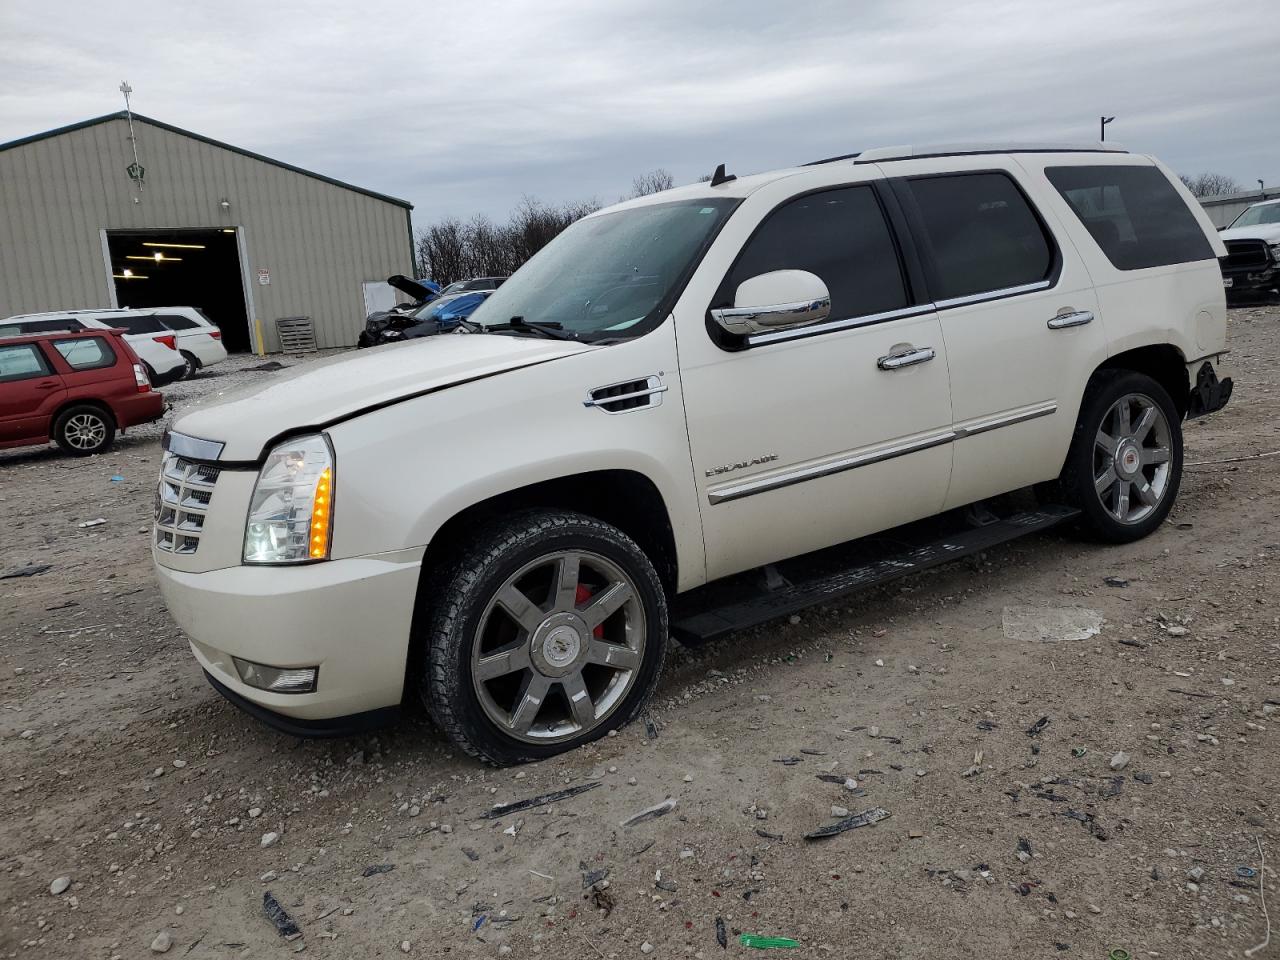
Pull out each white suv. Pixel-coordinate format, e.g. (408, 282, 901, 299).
(152, 143, 1231, 764)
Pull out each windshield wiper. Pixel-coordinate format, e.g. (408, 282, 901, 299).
(482, 316, 575, 340)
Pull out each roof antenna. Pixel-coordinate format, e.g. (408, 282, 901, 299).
(709, 163, 736, 187)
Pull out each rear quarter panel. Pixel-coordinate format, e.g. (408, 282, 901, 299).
(1015, 153, 1227, 364)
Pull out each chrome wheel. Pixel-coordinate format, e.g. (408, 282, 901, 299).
(64, 413, 107, 451)
(1093, 393, 1172, 525)
(471, 550, 645, 744)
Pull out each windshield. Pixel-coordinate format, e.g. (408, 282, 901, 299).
(467, 197, 737, 340)
(1230, 203, 1280, 228)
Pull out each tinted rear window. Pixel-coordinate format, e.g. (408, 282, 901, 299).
(157, 314, 200, 330)
(1045, 165, 1214, 270)
(903, 172, 1054, 301)
(113, 315, 168, 335)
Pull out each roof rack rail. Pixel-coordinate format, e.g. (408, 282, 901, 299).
(853, 142, 1128, 164)
(803, 151, 861, 167)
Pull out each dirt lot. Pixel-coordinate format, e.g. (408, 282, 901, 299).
(3, 310, 1279, 960)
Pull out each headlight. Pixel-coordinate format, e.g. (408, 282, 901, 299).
(1270, 243, 1280, 263)
(243, 434, 334, 564)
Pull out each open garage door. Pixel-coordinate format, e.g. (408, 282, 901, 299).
(106, 228, 253, 352)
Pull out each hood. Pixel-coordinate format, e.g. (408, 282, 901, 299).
(174, 334, 594, 461)
(387, 274, 438, 301)
(1220, 224, 1280, 244)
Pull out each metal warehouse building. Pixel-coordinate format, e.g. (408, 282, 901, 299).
(0, 112, 414, 353)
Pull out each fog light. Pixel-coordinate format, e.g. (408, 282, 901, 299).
(232, 657, 318, 694)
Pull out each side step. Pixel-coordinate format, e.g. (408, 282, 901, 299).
(670, 505, 1080, 645)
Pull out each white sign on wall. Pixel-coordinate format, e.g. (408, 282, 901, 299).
(257, 268, 271, 286)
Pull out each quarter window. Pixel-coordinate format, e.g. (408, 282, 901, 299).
(53, 337, 116, 371)
(718, 186, 909, 323)
(112, 315, 168, 335)
(1046, 165, 1214, 270)
(0, 344, 51, 382)
(157, 314, 201, 331)
(903, 173, 1054, 301)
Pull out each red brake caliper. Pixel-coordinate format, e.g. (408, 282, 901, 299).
(575, 584, 605, 638)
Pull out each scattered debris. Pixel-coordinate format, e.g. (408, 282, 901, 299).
(1071, 747, 1088, 758)
(804, 806, 890, 840)
(480, 781, 600, 819)
(49, 876, 71, 895)
(1238, 866, 1258, 878)
(773, 756, 804, 765)
(461, 847, 480, 862)
(77, 518, 107, 528)
(1017, 837, 1032, 863)
(248, 360, 288, 372)
(643, 713, 659, 739)
(620, 797, 677, 827)
(581, 864, 610, 889)
(1133, 772, 1153, 784)
(263, 891, 301, 939)
(740, 934, 800, 949)
(1245, 836, 1270, 958)
(1026, 716, 1051, 738)
(1, 563, 52, 580)
(1103, 577, 1129, 588)
(1102, 777, 1124, 798)
(1002, 605, 1103, 643)
(1109, 751, 1130, 771)
(716, 917, 728, 949)
(755, 828, 783, 841)
(150, 930, 173, 953)
(962, 749, 984, 777)
(361, 864, 395, 877)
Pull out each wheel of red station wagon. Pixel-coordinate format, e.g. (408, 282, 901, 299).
(421, 510, 668, 766)
(1059, 370, 1183, 543)
(53, 404, 116, 456)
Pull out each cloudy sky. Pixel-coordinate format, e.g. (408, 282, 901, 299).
(2, 0, 1276, 227)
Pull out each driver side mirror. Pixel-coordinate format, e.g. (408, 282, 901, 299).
(709, 270, 831, 337)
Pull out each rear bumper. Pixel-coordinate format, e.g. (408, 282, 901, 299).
(1187, 359, 1232, 418)
(116, 391, 166, 430)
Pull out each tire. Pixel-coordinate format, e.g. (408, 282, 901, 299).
(180, 351, 199, 379)
(421, 510, 668, 766)
(142, 361, 158, 385)
(1059, 370, 1183, 543)
(53, 405, 116, 456)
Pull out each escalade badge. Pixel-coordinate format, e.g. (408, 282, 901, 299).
(705, 454, 778, 478)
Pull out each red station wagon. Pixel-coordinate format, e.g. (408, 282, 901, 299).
(0, 328, 165, 456)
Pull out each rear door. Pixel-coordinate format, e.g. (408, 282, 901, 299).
(155, 312, 222, 364)
(0, 342, 66, 445)
(885, 159, 1109, 509)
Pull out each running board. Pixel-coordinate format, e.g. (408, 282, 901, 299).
(671, 505, 1080, 645)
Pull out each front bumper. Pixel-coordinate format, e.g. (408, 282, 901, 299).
(1223, 265, 1278, 296)
(155, 549, 423, 725)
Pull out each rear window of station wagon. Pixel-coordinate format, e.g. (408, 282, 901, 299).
(1046, 165, 1214, 270)
(53, 336, 116, 371)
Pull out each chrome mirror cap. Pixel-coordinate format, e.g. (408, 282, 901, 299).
(709, 269, 832, 336)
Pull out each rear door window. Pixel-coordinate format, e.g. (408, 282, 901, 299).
(718, 185, 909, 323)
(53, 337, 117, 371)
(1045, 165, 1214, 270)
(0, 343, 52, 382)
(902, 172, 1055, 301)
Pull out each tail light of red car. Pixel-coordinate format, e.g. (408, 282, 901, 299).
(155, 334, 177, 351)
(133, 363, 151, 392)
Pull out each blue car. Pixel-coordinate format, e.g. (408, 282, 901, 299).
(368, 291, 493, 345)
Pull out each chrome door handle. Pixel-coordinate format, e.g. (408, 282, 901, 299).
(877, 346, 936, 371)
(1047, 310, 1094, 330)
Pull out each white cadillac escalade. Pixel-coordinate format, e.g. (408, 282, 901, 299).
(154, 143, 1233, 765)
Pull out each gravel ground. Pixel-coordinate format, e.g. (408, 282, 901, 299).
(2, 310, 1279, 960)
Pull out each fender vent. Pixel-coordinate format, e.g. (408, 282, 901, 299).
(584, 376, 667, 414)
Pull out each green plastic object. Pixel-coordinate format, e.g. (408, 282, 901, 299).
(1109, 950, 1132, 960)
(740, 934, 800, 949)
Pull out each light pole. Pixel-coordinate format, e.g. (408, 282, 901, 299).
(1100, 116, 1115, 142)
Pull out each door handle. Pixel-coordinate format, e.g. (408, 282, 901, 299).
(35, 381, 59, 390)
(1047, 310, 1094, 330)
(877, 346, 936, 371)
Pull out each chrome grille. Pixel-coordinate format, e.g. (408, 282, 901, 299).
(154, 454, 221, 555)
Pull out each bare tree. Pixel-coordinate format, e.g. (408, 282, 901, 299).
(1179, 172, 1242, 198)
(628, 168, 675, 199)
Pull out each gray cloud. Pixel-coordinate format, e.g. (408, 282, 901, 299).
(1, 0, 1276, 227)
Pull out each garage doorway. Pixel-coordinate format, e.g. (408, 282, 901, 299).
(106, 228, 253, 352)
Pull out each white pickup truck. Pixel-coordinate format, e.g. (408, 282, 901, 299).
(153, 143, 1232, 765)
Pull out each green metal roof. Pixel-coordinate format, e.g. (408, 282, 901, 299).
(0, 112, 413, 210)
